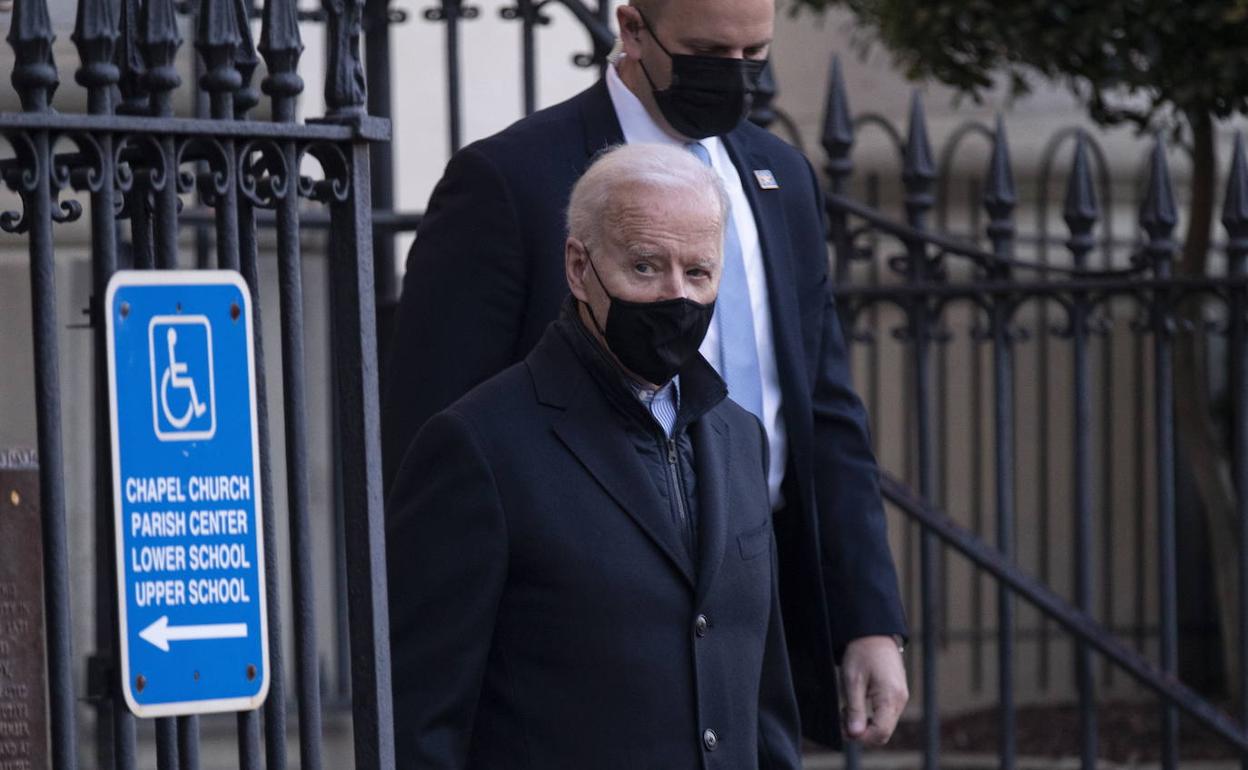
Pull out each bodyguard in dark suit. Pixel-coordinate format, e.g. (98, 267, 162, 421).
(383, 0, 908, 747)
(387, 144, 801, 768)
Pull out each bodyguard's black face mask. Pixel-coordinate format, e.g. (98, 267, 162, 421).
(635, 11, 767, 140)
(581, 251, 715, 385)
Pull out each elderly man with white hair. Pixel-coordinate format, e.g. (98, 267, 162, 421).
(386, 142, 802, 770)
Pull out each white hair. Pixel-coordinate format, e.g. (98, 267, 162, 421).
(565, 143, 729, 248)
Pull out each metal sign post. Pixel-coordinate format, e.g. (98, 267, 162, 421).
(105, 271, 269, 718)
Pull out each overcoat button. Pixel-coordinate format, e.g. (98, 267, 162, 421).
(694, 614, 709, 637)
(703, 728, 718, 751)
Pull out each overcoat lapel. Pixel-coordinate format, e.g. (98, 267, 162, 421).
(691, 411, 731, 606)
(552, 381, 697, 588)
(721, 131, 818, 488)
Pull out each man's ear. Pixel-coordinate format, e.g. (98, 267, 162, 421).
(616, 5, 643, 49)
(566, 237, 590, 303)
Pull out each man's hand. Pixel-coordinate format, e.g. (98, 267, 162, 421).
(839, 635, 909, 746)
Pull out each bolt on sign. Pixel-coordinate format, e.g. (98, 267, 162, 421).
(0, 449, 49, 770)
(106, 271, 269, 718)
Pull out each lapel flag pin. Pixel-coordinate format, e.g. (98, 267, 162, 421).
(753, 169, 779, 190)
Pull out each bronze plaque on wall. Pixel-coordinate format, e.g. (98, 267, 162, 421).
(0, 449, 49, 770)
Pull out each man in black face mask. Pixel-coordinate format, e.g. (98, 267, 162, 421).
(388, 144, 802, 769)
(385, 0, 909, 750)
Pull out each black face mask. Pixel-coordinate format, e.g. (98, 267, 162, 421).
(582, 253, 715, 385)
(635, 11, 768, 140)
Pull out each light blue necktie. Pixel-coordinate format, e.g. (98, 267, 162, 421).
(686, 142, 764, 422)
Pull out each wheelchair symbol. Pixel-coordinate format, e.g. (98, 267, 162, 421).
(149, 315, 216, 441)
(161, 328, 209, 429)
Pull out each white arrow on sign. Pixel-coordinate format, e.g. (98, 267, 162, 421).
(139, 615, 248, 652)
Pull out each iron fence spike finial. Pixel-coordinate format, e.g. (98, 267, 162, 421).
(198, 0, 242, 49)
(1064, 133, 1099, 266)
(73, 0, 120, 92)
(322, 0, 368, 115)
(259, 0, 304, 64)
(73, 0, 118, 43)
(1063, 133, 1099, 234)
(902, 89, 935, 229)
(141, 0, 181, 51)
(8, 0, 59, 111)
(115, 0, 148, 113)
(1139, 135, 1178, 239)
(984, 113, 1016, 216)
(1221, 132, 1248, 239)
(142, 0, 182, 114)
(234, 0, 259, 63)
(820, 55, 853, 159)
(903, 90, 935, 185)
(232, 0, 260, 116)
(259, 0, 304, 115)
(72, 0, 119, 99)
(197, 0, 243, 108)
(901, 89, 934, 230)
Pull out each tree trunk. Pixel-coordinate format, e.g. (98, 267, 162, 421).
(1172, 110, 1239, 696)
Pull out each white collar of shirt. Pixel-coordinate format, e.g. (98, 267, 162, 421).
(628, 376, 681, 439)
(605, 61, 726, 163)
(630, 376, 679, 406)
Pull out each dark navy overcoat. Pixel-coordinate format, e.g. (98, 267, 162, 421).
(387, 325, 802, 769)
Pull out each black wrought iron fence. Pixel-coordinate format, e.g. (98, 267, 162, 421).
(10, 0, 1248, 764)
(820, 55, 1248, 769)
(2, 0, 391, 765)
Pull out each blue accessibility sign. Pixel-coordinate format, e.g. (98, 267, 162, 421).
(106, 270, 269, 718)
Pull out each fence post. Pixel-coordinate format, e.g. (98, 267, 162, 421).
(184, 1, 247, 765)
(228, 6, 293, 768)
(1140, 136, 1180, 770)
(819, 57, 862, 770)
(983, 113, 1017, 770)
(1221, 131, 1248, 770)
(143, 0, 197, 761)
(320, 0, 396, 765)
(901, 89, 939, 770)
(229, 9, 265, 770)
(1064, 132, 1100, 770)
(259, 0, 327, 765)
(326, 142, 396, 770)
(6, 3, 79, 769)
(73, 0, 137, 763)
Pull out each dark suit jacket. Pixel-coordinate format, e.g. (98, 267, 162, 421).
(386, 322, 802, 769)
(382, 78, 906, 745)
